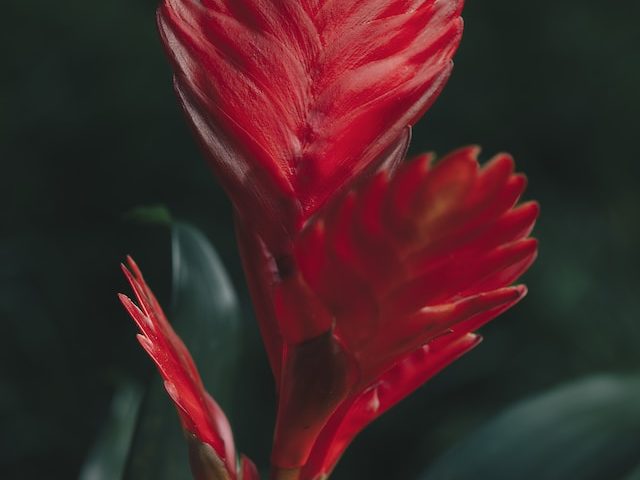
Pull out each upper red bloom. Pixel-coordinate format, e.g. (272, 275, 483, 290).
(158, 0, 464, 244)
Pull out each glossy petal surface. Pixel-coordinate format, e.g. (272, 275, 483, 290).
(158, 0, 464, 240)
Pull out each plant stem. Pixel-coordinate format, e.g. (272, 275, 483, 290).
(271, 467, 302, 480)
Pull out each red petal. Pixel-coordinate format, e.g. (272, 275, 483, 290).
(240, 455, 260, 480)
(234, 216, 284, 381)
(302, 333, 481, 479)
(449, 285, 528, 335)
(385, 238, 538, 316)
(362, 286, 526, 375)
(158, 0, 464, 236)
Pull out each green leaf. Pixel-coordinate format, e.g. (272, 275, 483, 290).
(79, 382, 143, 480)
(124, 204, 173, 226)
(420, 374, 640, 480)
(624, 463, 640, 480)
(124, 222, 242, 480)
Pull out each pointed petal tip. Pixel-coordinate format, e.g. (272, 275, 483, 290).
(461, 331, 482, 343)
(505, 283, 528, 298)
(120, 261, 137, 289)
(118, 292, 138, 312)
(513, 236, 539, 254)
(486, 153, 516, 181)
(519, 200, 541, 218)
(163, 379, 179, 402)
(117, 292, 130, 305)
(514, 284, 529, 298)
(469, 333, 483, 347)
(125, 255, 144, 280)
(447, 145, 482, 163)
(468, 144, 483, 158)
(487, 285, 528, 302)
(525, 237, 540, 253)
(514, 172, 528, 190)
(136, 333, 154, 354)
(119, 261, 130, 276)
(490, 151, 515, 165)
(530, 201, 541, 216)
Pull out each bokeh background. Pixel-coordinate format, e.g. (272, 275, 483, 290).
(2, 1, 639, 479)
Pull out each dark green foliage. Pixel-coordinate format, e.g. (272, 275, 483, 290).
(420, 375, 640, 480)
(79, 383, 143, 480)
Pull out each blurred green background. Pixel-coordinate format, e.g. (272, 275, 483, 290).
(2, 1, 639, 479)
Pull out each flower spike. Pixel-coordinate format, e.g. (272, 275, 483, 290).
(151, 2, 542, 478)
(158, 0, 464, 244)
(119, 257, 258, 480)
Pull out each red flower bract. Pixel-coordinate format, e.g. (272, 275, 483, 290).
(236, 146, 538, 477)
(119, 257, 259, 480)
(158, 0, 464, 246)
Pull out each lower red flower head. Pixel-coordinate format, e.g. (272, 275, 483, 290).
(119, 257, 258, 480)
(236, 145, 538, 479)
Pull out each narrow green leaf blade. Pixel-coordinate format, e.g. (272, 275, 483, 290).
(79, 382, 143, 480)
(624, 463, 640, 480)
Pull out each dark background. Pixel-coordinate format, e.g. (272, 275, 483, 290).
(2, 1, 639, 479)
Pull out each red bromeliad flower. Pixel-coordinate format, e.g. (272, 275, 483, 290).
(119, 1, 540, 479)
(157, 0, 464, 248)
